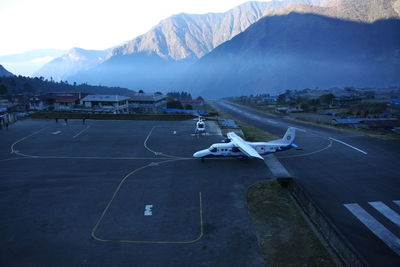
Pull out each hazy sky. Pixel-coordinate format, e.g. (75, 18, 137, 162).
(0, 0, 254, 56)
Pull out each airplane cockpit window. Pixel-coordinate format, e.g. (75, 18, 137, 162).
(209, 147, 218, 153)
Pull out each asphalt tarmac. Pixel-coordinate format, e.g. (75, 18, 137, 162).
(214, 100, 400, 266)
(0, 118, 272, 267)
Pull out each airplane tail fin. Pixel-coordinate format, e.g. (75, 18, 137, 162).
(282, 127, 296, 145)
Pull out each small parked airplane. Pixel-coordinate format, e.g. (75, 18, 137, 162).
(193, 127, 297, 159)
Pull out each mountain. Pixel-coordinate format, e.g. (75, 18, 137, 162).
(66, 1, 319, 90)
(43, 0, 400, 92)
(109, 1, 309, 61)
(0, 64, 13, 77)
(270, 0, 400, 22)
(35, 47, 109, 81)
(173, 13, 400, 97)
(0, 49, 67, 76)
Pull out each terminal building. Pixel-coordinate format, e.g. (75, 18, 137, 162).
(81, 95, 130, 114)
(128, 93, 167, 113)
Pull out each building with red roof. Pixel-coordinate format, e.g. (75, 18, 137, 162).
(29, 92, 88, 111)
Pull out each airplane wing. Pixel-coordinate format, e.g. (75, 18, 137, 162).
(227, 132, 263, 159)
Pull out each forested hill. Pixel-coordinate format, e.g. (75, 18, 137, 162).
(0, 75, 133, 96)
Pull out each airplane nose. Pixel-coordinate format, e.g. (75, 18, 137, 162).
(193, 151, 202, 158)
(193, 150, 208, 158)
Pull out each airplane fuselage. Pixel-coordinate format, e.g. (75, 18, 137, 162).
(193, 142, 290, 158)
(193, 127, 296, 159)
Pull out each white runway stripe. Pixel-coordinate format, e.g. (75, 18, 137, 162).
(73, 125, 90, 139)
(394, 200, 400, 208)
(329, 137, 368, 155)
(344, 203, 400, 256)
(369, 201, 400, 228)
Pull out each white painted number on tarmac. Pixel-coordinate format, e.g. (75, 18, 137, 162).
(144, 205, 153, 216)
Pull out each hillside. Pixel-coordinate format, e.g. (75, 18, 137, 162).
(173, 13, 400, 97)
(66, 1, 283, 89)
(270, 0, 400, 22)
(0, 64, 13, 77)
(35, 48, 109, 81)
(38, 0, 400, 93)
(0, 75, 133, 96)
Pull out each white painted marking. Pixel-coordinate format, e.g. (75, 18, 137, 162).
(344, 203, 400, 256)
(144, 205, 153, 216)
(264, 119, 278, 125)
(369, 201, 400, 228)
(10, 127, 47, 154)
(73, 125, 90, 139)
(52, 131, 61, 135)
(294, 127, 307, 133)
(329, 137, 368, 155)
(394, 200, 400, 208)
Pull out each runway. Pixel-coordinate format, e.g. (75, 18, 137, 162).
(214, 100, 400, 266)
(0, 118, 271, 267)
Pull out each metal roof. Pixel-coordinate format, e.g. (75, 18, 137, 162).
(81, 95, 130, 102)
(129, 94, 166, 102)
(37, 92, 87, 103)
(180, 99, 203, 103)
(361, 120, 400, 128)
(333, 118, 398, 124)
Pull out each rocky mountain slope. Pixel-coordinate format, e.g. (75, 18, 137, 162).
(271, 0, 400, 22)
(35, 47, 109, 81)
(173, 12, 400, 97)
(0, 64, 13, 77)
(39, 0, 400, 94)
(67, 1, 293, 89)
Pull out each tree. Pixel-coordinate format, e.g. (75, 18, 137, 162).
(184, 104, 193, 110)
(277, 93, 286, 105)
(138, 89, 144, 93)
(9, 78, 16, 88)
(23, 82, 34, 93)
(0, 84, 8, 95)
(167, 100, 183, 109)
(320, 93, 335, 105)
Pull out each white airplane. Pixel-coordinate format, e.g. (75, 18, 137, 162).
(193, 127, 297, 159)
(195, 117, 205, 134)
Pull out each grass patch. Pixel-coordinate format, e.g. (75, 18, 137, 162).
(29, 111, 195, 121)
(227, 100, 400, 140)
(206, 100, 276, 142)
(247, 181, 335, 267)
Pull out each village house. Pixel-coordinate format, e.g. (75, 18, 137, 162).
(29, 92, 88, 111)
(81, 94, 130, 114)
(128, 93, 167, 113)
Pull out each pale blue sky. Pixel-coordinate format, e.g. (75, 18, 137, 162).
(0, 0, 256, 55)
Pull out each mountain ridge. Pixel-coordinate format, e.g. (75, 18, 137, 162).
(0, 64, 13, 77)
(35, 47, 109, 81)
(173, 13, 400, 97)
(67, 1, 287, 89)
(37, 0, 400, 93)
